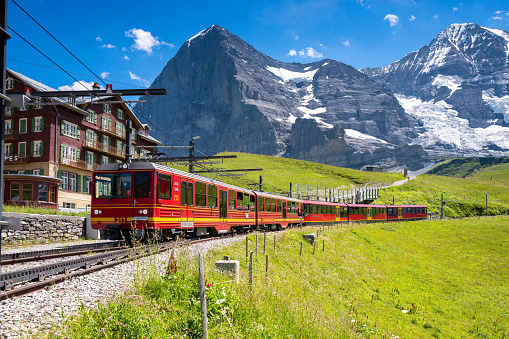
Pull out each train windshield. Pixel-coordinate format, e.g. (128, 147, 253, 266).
(94, 173, 133, 199)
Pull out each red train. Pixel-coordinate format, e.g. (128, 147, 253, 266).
(90, 162, 427, 240)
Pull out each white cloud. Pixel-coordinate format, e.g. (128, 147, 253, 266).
(100, 44, 115, 49)
(125, 28, 171, 55)
(128, 71, 150, 87)
(410, 15, 416, 21)
(495, 10, 503, 14)
(292, 33, 299, 40)
(58, 81, 103, 91)
(453, 7, 458, 11)
(434, 14, 439, 19)
(306, 47, 322, 58)
(287, 49, 297, 56)
(122, 47, 127, 51)
(96, 35, 102, 41)
(100, 72, 109, 79)
(492, 16, 503, 20)
(299, 50, 305, 57)
(342, 40, 350, 47)
(123, 55, 130, 61)
(384, 14, 399, 27)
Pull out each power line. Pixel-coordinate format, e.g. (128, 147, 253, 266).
(8, 26, 89, 91)
(11, 0, 106, 86)
(7, 58, 145, 89)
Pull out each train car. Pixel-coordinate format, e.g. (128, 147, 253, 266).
(387, 205, 427, 221)
(91, 162, 257, 240)
(347, 204, 388, 222)
(255, 192, 302, 230)
(302, 200, 348, 225)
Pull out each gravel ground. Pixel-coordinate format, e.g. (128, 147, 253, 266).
(0, 236, 244, 339)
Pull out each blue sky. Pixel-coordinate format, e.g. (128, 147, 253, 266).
(5, 0, 509, 91)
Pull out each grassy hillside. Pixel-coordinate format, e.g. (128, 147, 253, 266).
(427, 157, 509, 178)
(55, 217, 509, 338)
(171, 152, 405, 193)
(375, 162, 509, 217)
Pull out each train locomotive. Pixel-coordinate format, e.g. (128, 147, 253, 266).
(90, 162, 427, 240)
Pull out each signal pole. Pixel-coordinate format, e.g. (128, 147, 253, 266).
(0, 0, 8, 271)
(188, 136, 200, 173)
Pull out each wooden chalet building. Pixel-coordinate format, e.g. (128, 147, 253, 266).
(4, 69, 162, 211)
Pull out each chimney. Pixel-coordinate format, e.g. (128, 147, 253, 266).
(92, 82, 100, 90)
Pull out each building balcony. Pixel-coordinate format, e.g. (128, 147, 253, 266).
(5, 129, 20, 141)
(61, 157, 100, 171)
(82, 139, 125, 159)
(101, 124, 125, 139)
(4, 154, 30, 163)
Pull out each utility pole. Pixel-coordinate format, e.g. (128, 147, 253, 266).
(0, 0, 8, 272)
(125, 120, 133, 163)
(259, 175, 263, 192)
(188, 136, 200, 174)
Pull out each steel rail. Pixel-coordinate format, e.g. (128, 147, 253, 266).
(1, 241, 124, 265)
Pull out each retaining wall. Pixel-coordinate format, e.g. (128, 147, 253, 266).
(0, 212, 86, 244)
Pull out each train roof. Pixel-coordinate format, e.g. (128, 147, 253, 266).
(301, 200, 347, 206)
(254, 191, 301, 202)
(346, 204, 387, 208)
(389, 205, 427, 208)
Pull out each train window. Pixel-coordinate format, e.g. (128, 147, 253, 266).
(277, 199, 281, 212)
(94, 173, 132, 199)
(195, 182, 207, 207)
(258, 196, 264, 212)
(237, 192, 243, 210)
(243, 194, 249, 211)
(250, 195, 256, 212)
(158, 174, 172, 200)
(270, 199, 275, 212)
(134, 172, 150, 199)
(229, 190, 236, 210)
(187, 182, 193, 206)
(181, 181, 187, 206)
(208, 185, 217, 208)
(264, 197, 270, 212)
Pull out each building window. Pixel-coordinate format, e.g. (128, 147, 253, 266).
(61, 120, 80, 139)
(19, 118, 27, 133)
(10, 183, 20, 200)
(50, 187, 56, 202)
(117, 109, 124, 120)
(84, 176, 92, 194)
(102, 103, 111, 114)
(5, 106, 12, 116)
(61, 145, 78, 161)
(101, 156, 109, 164)
(33, 141, 43, 157)
(102, 135, 109, 152)
(5, 119, 12, 131)
(63, 202, 76, 209)
(101, 116, 112, 132)
(33, 169, 40, 176)
(62, 171, 69, 190)
(33, 117, 44, 132)
(35, 97, 42, 109)
(69, 173, 77, 192)
(86, 109, 97, 124)
(5, 143, 12, 156)
(6, 77, 15, 90)
(115, 121, 123, 136)
(17, 170, 25, 174)
(39, 185, 48, 201)
(22, 183, 32, 200)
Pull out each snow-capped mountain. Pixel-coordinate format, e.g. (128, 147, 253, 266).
(361, 23, 509, 156)
(136, 25, 427, 170)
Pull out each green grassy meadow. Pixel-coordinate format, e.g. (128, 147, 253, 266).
(52, 217, 509, 338)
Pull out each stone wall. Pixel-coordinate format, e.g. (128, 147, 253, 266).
(0, 212, 86, 244)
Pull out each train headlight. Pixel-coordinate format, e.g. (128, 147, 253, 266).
(94, 210, 102, 215)
(139, 210, 143, 214)
(143, 209, 148, 215)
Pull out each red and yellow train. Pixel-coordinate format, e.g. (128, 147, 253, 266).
(90, 162, 427, 240)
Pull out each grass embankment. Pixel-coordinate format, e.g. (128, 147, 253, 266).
(52, 217, 509, 338)
(2, 204, 87, 217)
(172, 152, 404, 193)
(376, 163, 509, 217)
(427, 157, 509, 178)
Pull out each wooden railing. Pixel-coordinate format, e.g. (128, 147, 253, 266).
(61, 157, 100, 171)
(101, 124, 125, 138)
(4, 129, 20, 140)
(83, 139, 125, 158)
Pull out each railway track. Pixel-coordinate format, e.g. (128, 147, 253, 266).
(0, 235, 225, 301)
(1, 241, 125, 265)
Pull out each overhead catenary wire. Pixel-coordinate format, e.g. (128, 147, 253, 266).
(7, 26, 89, 91)
(11, 0, 106, 86)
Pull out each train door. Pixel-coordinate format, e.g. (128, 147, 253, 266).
(180, 179, 194, 228)
(282, 201, 287, 219)
(367, 207, 372, 220)
(398, 207, 402, 219)
(219, 189, 228, 231)
(132, 171, 152, 229)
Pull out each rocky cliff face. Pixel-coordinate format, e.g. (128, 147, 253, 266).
(136, 25, 427, 170)
(361, 23, 509, 155)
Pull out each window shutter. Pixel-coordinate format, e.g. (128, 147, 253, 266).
(86, 130, 89, 141)
(39, 169, 44, 175)
(19, 143, 26, 156)
(60, 120, 65, 134)
(94, 113, 97, 124)
(40, 141, 44, 156)
(20, 119, 26, 133)
(60, 145, 64, 159)
(26, 170, 32, 174)
(83, 176, 88, 194)
(10, 145, 13, 155)
(41, 117, 44, 131)
(77, 175, 82, 193)
(77, 126, 81, 139)
(31, 118, 35, 132)
(93, 153, 96, 163)
(57, 170, 63, 189)
(102, 103, 106, 112)
(30, 142, 34, 156)
(10, 170, 16, 174)
(77, 149, 80, 159)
